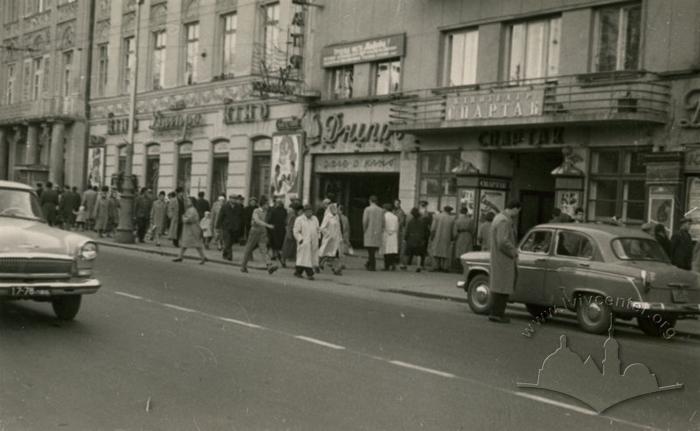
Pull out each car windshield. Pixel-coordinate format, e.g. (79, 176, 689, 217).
(611, 238, 669, 262)
(0, 188, 43, 220)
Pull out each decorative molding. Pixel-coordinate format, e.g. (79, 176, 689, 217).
(150, 3, 167, 27)
(3, 22, 20, 37)
(123, 0, 136, 14)
(22, 28, 51, 54)
(57, 1, 78, 23)
(23, 11, 51, 34)
(57, 21, 76, 50)
(183, 0, 200, 21)
(122, 11, 135, 33)
(95, 19, 111, 42)
(215, 0, 238, 13)
(97, 0, 112, 19)
(1, 37, 21, 62)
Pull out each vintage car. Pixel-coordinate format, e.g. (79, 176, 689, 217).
(457, 223, 700, 336)
(0, 180, 100, 320)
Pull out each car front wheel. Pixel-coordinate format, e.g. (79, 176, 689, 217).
(467, 274, 493, 315)
(575, 295, 612, 334)
(637, 314, 677, 337)
(52, 295, 82, 321)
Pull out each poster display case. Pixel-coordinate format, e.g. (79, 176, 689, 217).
(456, 174, 510, 227)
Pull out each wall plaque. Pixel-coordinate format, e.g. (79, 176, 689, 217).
(315, 153, 400, 173)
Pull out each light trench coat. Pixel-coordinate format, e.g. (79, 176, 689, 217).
(319, 212, 342, 258)
(381, 211, 400, 255)
(294, 215, 320, 268)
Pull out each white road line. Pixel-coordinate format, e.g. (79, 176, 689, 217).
(389, 360, 456, 379)
(114, 291, 143, 300)
(216, 316, 263, 329)
(162, 303, 196, 313)
(293, 335, 346, 350)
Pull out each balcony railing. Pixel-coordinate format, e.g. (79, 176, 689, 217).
(390, 72, 671, 132)
(0, 96, 79, 124)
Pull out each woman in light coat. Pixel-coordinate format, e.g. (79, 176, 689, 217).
(173, 197, 207, 264)
(381, 203, 400, 271)
(319, 203, 343, 275)
(293, 205, 320, 280)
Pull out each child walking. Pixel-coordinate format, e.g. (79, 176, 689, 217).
(74, 205, 87, 231)
(200, 211, 213, 249)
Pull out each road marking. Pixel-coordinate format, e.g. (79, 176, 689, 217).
(216, 316, 263, 329)
(389, 360, 456, 379)
(114, 291, 143, 300)
(162, 303, 196, 313)
(293, 335, 346, 350)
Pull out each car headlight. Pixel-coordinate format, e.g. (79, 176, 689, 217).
(79, 242, 98, 261)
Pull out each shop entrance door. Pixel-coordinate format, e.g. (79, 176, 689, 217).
(519, 190, 555, 238)
(317, 173, 399, 248)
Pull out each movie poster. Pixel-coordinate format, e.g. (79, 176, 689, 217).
(480, 190, 506, 218)
(687, 177, 700, 240)
(87, 146, 105, 188)
(270, 133, 303, 204)
(649, 186, 675, 235)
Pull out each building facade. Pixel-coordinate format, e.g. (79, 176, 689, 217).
(304, 0, 700, 241)
(87, 0, 316, 201)
(0, 0, 92, 188)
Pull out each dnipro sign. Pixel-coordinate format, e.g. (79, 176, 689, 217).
(446, 88, 545, 121)
(310, 112, 404, 146)
(321, 34, 405, 67)
(150, 111, 203, 136)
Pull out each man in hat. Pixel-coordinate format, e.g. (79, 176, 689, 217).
(293, 204, 320, 280)
(217, 194, 243, 261)
(671, 217, 694, 270)
(488, 200, 522, 323)
(362, 195, 384, 271)
(429, 205, 456, 272)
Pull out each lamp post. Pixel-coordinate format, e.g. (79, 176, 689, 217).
(115, 0, 143, 244)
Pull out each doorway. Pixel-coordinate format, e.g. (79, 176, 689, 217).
(519, 190, 555, 237)
(510, 151, 561, 238)
(317, 173, 399, 248)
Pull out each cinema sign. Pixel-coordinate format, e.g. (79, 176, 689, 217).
(445, 88, 545, 121)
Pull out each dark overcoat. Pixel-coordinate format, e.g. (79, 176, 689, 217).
(489, 212, 518, 295)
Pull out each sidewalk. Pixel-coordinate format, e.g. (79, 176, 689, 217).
(85, 231, 465, 302)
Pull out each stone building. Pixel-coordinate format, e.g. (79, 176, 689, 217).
(0, 0, 92, 188)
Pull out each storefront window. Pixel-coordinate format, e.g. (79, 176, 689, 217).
(419, 152, 460, 211)
(588, 148, 648, 223)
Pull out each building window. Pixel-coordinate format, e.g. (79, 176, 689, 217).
(97, 43, 109, 97)
(262, 3, 280, 69)
(123, 36, 135, 94)
(250, 137, 271, 200)
(184, 22, 199, 85)
(152, 30, 167, 90)
(212, 140, 229, 201)
(145, 144, 160, 193)
(62, 50, 73, 96)
(419, 152, 461, 211)
(445, 28, 479, 86)
(330, 65, 353, 99)
(117, 145, 127, 174)
(5, 0, 19, 23)
(506, 16, 561, 81)
(594, 3, 642, 72)
(5, 63, 15, 104)
(31, 57, 43, 100)
(222, 13, 237, 75)
(374, 59, 401, 95)
(177, 142, 193, 194)
(588, 149, 648, 224)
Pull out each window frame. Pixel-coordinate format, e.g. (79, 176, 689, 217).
(554, 230, 596, 260)
(6, 63, 16, 104)
(122, 36, 135, 94)
(519, 229, 554, 255)
(503, 15, 561, 82)
(418, 151, 461, 210)
(592, 2, 643, 72)
(151, 30, 167, 90)
(31, 57, 43, 101)
(373, 58, 402, 96)
(96, 43, 109, 97)
(62, 50, 73, 96)
(443, 27, 479, 87)
(221, 12, 237, 75)
(262, 3, 281, 70)
(184, 22, 200, 85)
(329, 65, 354, 100)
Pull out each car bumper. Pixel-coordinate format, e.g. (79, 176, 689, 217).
(628, 300, 700, 314)
(0, 278, 101, 298)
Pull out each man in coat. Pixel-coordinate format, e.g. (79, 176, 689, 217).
(82, 186, 98, 231)
(210, 194, 225, 250)
(195, 191, 211, 220)
(133, 188, 153, 243)
(242, 197, 258, 244)
(241, 197, 277, 274)
(488, 200, 521, 323)
(430, 206, 456, 272)
(217, 195, 243, 261)
(294, 204, 320, 280)
(59, 186, 81, 230)
(362, 195, 384, 271)
(40, 181, 59, 226)
(670, 217, 694, 270)
(150, 191, 168, 246)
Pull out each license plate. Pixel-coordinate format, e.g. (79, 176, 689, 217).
(672, 289, 689, 303)
(9, 287, 50, 297)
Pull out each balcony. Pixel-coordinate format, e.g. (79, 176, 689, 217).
(390, 72, 671, 133)
(0, 96, 80, 125)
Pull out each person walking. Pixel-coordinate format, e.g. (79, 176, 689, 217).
(40, 181, 59, 226)
(93, 187, 110, 238)
(488, 201, 521, 324)
(195, 191, 210, 220)
(319, 203, 344, 275)
(338, 204, 351, 269)
(82, 186, 98, 231)
(403, 207, 430, 272)
(59, 186, 80, 230)
(167, 192, 179, 244)
(210, 194, 225, 251)
(150, 191, 168, 246)
(267, 198, 288, 267)
(453, 207, 476, 268)
(242, 197, 258, 244)
(133, 188, 153, 243)
(173, 188, 186, 247)
(670, 218, 693, 270)
(477, 212, 495, 251)
(217, 195, 243, 261)
(200, 211, 213, 249)
(241, 197, 278, 274)
(173, 197, 207, 264)
(74, 205, 87, 231)
(293, 204, 320, 280)
(393, 199, 407, 268)
(362, 195, 384, 271)
(106, 190, 120, 237)
(282, 203, 303, 267)
(429, 206, 456, 272)
(382, 203, 400, 271)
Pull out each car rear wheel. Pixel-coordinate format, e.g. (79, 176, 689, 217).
(637, 314, 677, 337)
(575, 295, 612, 334)
(52, 295, 82, 321)
(467, 274, 493, 315)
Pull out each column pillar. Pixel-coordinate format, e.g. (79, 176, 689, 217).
(26, 123, 39, 165)
(49, 121, 66, 185)
(0, 128, 7, 180)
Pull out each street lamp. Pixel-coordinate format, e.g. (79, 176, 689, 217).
(115, 0, 144, 244)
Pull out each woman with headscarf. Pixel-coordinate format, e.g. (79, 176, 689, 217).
(173, 197, 207, 264)
(319, 203, 344, 275)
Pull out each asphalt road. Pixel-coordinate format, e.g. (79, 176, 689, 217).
(1, 248, 698, 431)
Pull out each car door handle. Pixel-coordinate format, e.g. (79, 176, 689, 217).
(578, 262, 590, 268)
